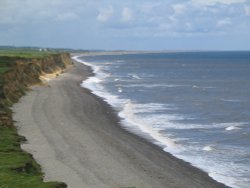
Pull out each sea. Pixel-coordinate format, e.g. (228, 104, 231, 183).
(74, 51, 250, 188)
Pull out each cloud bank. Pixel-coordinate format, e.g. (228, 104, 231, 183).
(0, 0, 249, 50)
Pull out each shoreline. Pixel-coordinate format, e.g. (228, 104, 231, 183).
(13, 58, 229, 188)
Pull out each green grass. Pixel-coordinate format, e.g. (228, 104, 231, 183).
(0, 55, 17, 76)
(0, 126, 23, 152)
(0, 172, 64, 188)
(0, 156, 65, 188)
(0, 57, 14, 92)
(0, 46, 60, 58)
(0, 51, 52, 59)
(0, 127, 64, 188)
(0, 68, 10, 74)
(0, 126, 66, 188)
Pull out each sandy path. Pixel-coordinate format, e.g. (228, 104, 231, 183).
(12, 61, 229, 188)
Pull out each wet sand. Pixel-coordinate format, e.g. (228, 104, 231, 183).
(13, 60, 229, 188)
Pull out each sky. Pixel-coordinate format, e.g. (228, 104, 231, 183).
(0, 0, 250, 50)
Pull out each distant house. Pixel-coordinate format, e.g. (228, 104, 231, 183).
(39, 48, 48, 52)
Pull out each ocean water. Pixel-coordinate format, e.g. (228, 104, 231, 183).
(74, 51, 250, 188)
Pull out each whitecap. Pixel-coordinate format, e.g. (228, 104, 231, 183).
(73, 56, 128, 108)
(225, 126, 242, 131)
(123, 84, 185, 88)
(128, 74, 142, 79)
(202, 145, 215, 151)
(221, 98, 241, 102)
(119, 101, 184, 153)
(118, 87, 123, 93)
(105, 62, 113, 65)
(213, 122, 246, 130)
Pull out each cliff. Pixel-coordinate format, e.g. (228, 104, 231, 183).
(0, 53, 72, 127)
(0, 53, 71, 188)
(2, 53, 71, 104)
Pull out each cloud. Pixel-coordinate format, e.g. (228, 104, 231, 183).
(192, 0, 246, 6)
(121, 7, 133, 22)
(216, 18, 231, 27)
(94, 0, 249, 38)
(97, 6, 114, 22)
(0, 0, 84, 24)
(0, 1, 19, 24)
(140, 2, 160, 13)
(0, 0, 250, 50)
(172, 4, 186, 14)
(245, 6, 250, 15)
(55, 12, 79, 22)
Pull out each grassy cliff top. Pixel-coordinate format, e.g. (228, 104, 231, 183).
(0, 49, 55, 59)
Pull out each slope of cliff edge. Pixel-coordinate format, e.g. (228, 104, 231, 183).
(0, 53, 72, 188)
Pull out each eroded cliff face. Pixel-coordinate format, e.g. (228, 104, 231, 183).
(0, 53, 72, 127)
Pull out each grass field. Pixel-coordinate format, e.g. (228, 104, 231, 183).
(0, 49, 54, 59)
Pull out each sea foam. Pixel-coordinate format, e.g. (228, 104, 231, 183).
(74, 56, 183, 153)
(202, 145, 215, 151)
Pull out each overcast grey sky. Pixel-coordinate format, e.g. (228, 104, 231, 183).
(0, 0, 250, 50)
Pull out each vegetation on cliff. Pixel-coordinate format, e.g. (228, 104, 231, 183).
(0, 49, 71, 188)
